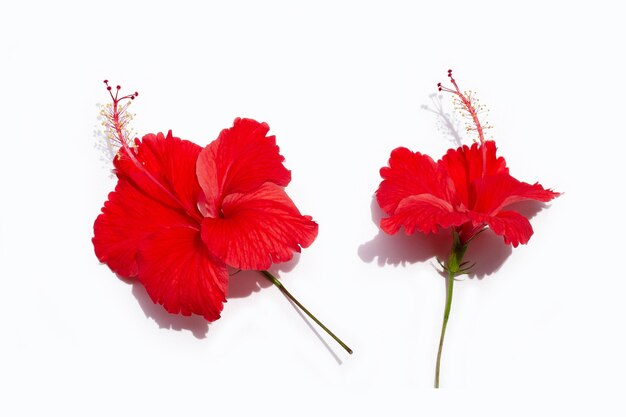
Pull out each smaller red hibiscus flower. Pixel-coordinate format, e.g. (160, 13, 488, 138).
(93, 81, 351, 354)
(376, 70, 559, 387)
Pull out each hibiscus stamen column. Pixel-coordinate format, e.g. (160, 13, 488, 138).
(437, 69, 487, 145)
(260, 270, 353, 354)
(101, 81, 191, 213)
(438, 70, 491, 177)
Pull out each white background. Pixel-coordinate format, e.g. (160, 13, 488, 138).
(1, 0, 624, 415)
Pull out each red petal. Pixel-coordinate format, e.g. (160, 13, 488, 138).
(196, 118, 291, 217)
(138, 227, 228, 321)
(484, 210, 534, 247)
(440, 141, 508, 208)
(200, 183, 318, 271)
(115, 131, 203, 221)
(380, 194, 468, 235)
(93, 179, 199, 278)
(472, 173, 560, 214)
(376, 147, 449, 215)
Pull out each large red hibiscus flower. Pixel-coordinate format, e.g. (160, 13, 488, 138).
(375, 70, 558, 387)
(93, 82, 350, 353)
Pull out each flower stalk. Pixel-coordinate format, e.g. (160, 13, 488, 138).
(260, 270, 353, 355)
(435, 231, 468, 388)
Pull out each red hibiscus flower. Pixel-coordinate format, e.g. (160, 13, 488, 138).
(377, 138, 558, 248)
(93, 82, 351, 353)
(375, 70, 559, 387)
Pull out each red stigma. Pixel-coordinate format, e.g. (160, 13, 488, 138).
(103, 79, 139, 104)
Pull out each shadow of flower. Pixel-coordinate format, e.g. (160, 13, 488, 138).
(463, 232, 512, 279)
(358, 197, 551, 279)
(127, 278, 210, 339)
(358, 198, 450, 266)
(122, 253, 303, 339)
(464, 201, 550, 279)
(226, 253, 301, 299)
(118, 240, 306, 341)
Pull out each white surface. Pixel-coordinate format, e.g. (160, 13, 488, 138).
(1, 0, 624, 415)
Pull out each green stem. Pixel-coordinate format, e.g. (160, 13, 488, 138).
(434, 231, 468, 388)
(260, 270, 353, 355)
(435, 269, 455, 388)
